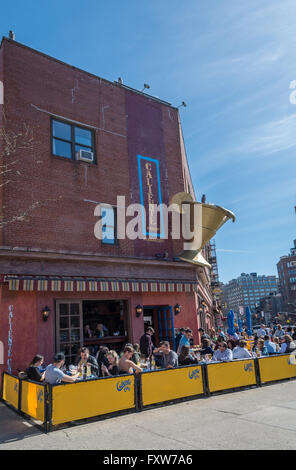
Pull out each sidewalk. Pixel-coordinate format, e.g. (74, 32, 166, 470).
(1, 379, 296, 449)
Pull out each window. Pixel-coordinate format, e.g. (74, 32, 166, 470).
(51, 118, 95, 162)
(101, 206, 117, 245)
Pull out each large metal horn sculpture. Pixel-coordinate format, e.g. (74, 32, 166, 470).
(170, 192, 235, 268)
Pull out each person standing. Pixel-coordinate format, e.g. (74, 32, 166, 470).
(139, 327, 154, 359)
(175, 327, 185, 352)
(177, 328, 193, 354)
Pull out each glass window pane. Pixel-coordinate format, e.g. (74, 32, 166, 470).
(60, 331, 70, 343)
(75, 127, 92, 146)
(71, 316, 80, 328)
(102, 226, 115, 244)
(59, 304, 69, 315)
(71, 330, 81, 341)
(60, 317, 69, 329)
(53, 120, 71, 141)
(70, 304, 80, 316)
(53, 139, 72, 158)
(101, 207, 114, 225)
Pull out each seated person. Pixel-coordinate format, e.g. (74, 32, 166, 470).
(214, 336, 226, 350)
(227, 339, 237, 351)
(178, 346, 199, 366)
(77, 347, 99, 376)
(197, 339, 214, 357)
(264, 335, 277, 355)
(96, 346, 110, 377)
(119, 346, 143, 374)
(26, 355, 45, 382)
(153, 341, 179, 369)
(232, 340, 252, 359)
(278, 335, 296, 354)
(256, 338, 269, 356)
(101, 350, 120, 376)
(212, 341, 233, 362)
(45, 353, 81, 384)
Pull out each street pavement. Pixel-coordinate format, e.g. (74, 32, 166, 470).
(1, 380, 296, 450)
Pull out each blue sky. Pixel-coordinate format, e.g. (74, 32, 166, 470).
(1, 0, 295, 283)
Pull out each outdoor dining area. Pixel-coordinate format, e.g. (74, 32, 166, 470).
(1, 306, 296, 432)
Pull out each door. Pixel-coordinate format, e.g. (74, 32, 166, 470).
(157, 306, 176, 350)
(56, 301, 83, 364)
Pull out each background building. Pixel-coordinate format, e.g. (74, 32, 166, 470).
(277, 239, 296, 320)
(221, 273, 278, 321)
(258, 292, 283, 325)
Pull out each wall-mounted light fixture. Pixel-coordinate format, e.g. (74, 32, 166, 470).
(136, 305, 143, 317)
(41, 306, 50, 322)
(174, 304, 181, 315)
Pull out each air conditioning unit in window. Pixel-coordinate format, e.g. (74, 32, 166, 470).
(76, 149, 94, 162)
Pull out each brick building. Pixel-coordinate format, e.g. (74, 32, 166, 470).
(277, 240, 296, 317)
(0, 36, 215, 375)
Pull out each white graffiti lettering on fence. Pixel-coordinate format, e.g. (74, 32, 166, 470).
(7, 305, 14, 374)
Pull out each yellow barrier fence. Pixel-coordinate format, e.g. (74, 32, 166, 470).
(50, 374, 135, 426)
(141, 365, 204, 407)
(207, 359, 257, 393)
(3, 354, 296, 431)
(258, 353, 296, 384)
(21, 380, 46, 423)
(1, 373, 19, 410)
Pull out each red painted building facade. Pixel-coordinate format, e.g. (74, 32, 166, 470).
(0, 37, 214, 377)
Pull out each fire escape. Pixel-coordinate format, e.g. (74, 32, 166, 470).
(208, 240, 224, 328)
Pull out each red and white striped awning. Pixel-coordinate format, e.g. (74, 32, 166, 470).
(3, 275, 198, 294)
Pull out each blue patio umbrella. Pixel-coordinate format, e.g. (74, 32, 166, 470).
(245, 306, 253, 336)
(238, 318, 243, 333)
(227, 310, 236, 336)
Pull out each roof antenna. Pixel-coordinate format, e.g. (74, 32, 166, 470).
(9, 31, 15, 40)
(141, 83, 150, 92)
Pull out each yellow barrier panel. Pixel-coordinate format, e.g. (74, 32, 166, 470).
(259, 354, 296, 383)
(2, 373, 19, 409)
(141, 366, 204, 407)
(51, 375, 135, 425)
(207, 359, 256, 392)
(21, 381, 45, 422)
